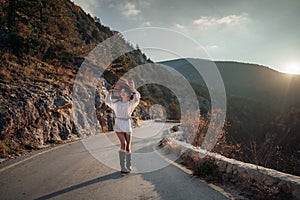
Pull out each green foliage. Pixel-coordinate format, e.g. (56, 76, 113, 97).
(49, 139, 64, 144)
(24, 142, 38, 150)
(137, 84, 181, 120)
(8, 31, 25, 55)
(0, 0, 116, 62)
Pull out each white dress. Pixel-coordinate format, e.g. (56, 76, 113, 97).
(105, 89, 140, 133)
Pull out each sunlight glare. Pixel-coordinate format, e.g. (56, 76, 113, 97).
(285, 63, 300, 74)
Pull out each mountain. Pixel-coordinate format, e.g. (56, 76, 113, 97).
(161, 58, 300, 175)
(161, 58, 300, 125)
(161, 58, 300, 106)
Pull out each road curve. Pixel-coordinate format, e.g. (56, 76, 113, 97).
(0, 121, 230, 200)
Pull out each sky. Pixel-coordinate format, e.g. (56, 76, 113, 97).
(73, 0, 300, 74)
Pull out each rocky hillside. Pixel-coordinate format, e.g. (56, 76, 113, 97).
(0, 0, 157, 157)
(257, 107, 300, 175)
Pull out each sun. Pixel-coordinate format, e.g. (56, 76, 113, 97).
(284, 63, 300, 74)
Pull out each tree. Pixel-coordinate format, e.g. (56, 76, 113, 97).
(7, 0, 18, 33)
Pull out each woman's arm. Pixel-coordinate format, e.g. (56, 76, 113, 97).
(130, 89, 140, 110)
(105, 90, 116, 110)
(132, 89, 140, 102)
(128, 80, 140, 106)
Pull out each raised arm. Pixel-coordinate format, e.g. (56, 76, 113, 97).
(105, 90, 116, 110)
(131, 89, 140, 107)
(129, 80, 140, 111)
(128, 89, 140, 115)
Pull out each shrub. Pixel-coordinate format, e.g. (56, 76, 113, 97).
(193, 157, 220, 182)
(0, 142, 10, 157)
(24, 142, 38, 150)
(171, 125, 179, 132)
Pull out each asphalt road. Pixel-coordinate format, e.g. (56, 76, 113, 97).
(0, 121, 230, 200)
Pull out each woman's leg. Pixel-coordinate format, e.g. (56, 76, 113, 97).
(124, 133, 132, 152)
(124, 132, 132, 171)
(116, 132, 126, 151)
(116, 132, 128, 174)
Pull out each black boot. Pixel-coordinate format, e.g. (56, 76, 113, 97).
(119, 151, 129, 175)
(125, 152, 132, 172)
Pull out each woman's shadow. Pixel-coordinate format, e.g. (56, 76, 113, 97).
(35, 171, 122, 200)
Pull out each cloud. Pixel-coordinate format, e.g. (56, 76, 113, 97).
(138, 0, 153, 7)
(175, 24, 185, 29)
(143, 21, 152, 26)
(205, 45, 219, 49)
(73, 0, 99, 16)
(121, 2, 141, 19)
(193, 13, 249, 26)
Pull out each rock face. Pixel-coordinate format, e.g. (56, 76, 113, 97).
(95, 80, 113, 132)
(0, 76, 148, 157)
(0, 82, 76, 154)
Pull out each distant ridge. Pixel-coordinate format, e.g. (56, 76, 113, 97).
(161, 57, 300, 176)
(160, 58, 300, 103)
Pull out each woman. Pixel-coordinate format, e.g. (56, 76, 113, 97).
(105, 79, 140, 175)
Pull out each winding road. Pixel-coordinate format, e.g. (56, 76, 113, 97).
(0, 121, 231, 200)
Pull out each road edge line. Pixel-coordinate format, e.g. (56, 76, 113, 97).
(0, 130, 120, 174)
(0, 143, 71, 173)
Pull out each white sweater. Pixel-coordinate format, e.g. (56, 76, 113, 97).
(105, 89, 140, 133)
